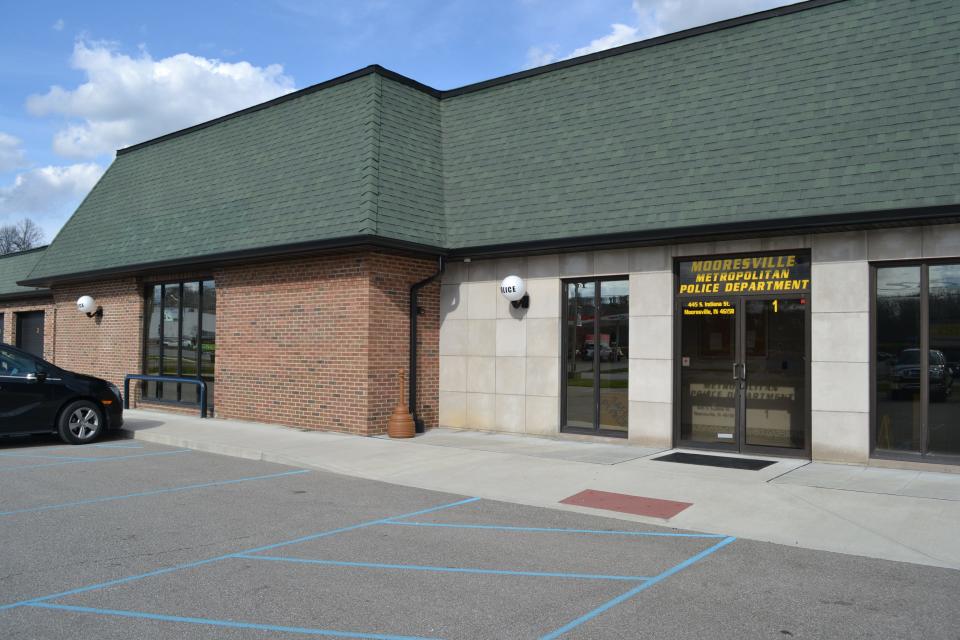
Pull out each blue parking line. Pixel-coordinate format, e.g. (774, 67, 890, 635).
(235, 554, 651, 582)
(0, 451, 96, 461)
(386, 521, 726, 538)
(0, 469, 310, 517)
(242, 497, 482, 556)
(539, 536, 737, 639)
(0, 449, 191, 471)
(0, 496, 480, 612)
(24, 603, 441, 640)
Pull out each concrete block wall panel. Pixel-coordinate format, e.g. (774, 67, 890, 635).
(435, 226, 960, 461)
(921, 223, 960, 258)
(808, 226, 952, 464)
(627, 253, 673, 447)
(810, 231, 870, 463)
(439, 256, 561, 435)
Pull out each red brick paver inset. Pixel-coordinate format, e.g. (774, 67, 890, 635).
(560, 489, 693, 519)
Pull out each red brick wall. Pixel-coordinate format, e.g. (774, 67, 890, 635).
(366, 253, 440, 434)
(214, 251, 439, 435)
(51, 279, 144, 392)
(2, 252, 442, 436)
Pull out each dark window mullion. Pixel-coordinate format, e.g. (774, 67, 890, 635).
(177, 282, 184, 402)
(594, 279, 601, 433)
(158, 284, 165, 400)
(920, 264, 930, 456)
(197, 280, 204, 381)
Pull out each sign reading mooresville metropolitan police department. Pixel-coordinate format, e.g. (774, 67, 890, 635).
(678, 253, 810, 295)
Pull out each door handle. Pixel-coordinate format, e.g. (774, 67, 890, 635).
(732, 362, 746, 381)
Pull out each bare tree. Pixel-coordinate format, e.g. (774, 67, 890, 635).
(0, 218, 44, 255)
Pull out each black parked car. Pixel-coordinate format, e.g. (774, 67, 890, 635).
(0, 343, 123, 444)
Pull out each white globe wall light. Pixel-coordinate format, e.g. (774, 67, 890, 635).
(77, 295, 102, 319)
(500, 275, 529, 309)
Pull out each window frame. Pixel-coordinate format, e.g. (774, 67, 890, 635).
(870, 259, 960, 464)
(141, 278, 214, 407)
(560, 276, 630, 438)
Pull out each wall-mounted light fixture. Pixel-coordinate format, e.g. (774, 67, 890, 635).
(76, 295, 103, 319)
(500, 275, 529, 309)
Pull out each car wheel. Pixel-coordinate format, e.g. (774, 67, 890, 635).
(58, 400, 104, 444)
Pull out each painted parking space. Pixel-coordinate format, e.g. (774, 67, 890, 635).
(0, 440, 299, 513)
(0, 487, 733, 639)
(0, 440, 957, 639)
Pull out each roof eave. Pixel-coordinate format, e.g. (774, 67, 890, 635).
(17, 234, 446, 288)
(446, 204, 960, 260)
(0, 290, 52, 303)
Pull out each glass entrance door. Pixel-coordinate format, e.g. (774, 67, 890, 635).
(744, 298, 807, 449)
(679, 299, 738, 446)
(678, 296, 807, 454)
(563, 278, 629, 436)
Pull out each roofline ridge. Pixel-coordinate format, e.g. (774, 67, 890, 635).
(0, 244, 48, 259)
(441, 0, 848, 98)
(113, 0, 846, 157)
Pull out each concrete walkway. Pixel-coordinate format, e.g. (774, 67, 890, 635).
(121, 409, 960, 570)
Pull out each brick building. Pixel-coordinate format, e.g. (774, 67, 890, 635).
(3, 0, 960, 465)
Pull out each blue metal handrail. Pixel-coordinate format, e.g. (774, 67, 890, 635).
(124, 374, 208, 418)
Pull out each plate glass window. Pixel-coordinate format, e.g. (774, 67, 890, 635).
(875, 262, 960, 458)
(563, 278, 629, 436)
(142, 280, 216, 412)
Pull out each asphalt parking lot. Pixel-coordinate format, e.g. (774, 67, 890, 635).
(0, 435, 958, 639)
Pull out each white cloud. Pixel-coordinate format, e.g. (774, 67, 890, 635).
(27, 40, 296, 158)
(525, 45, 559, 69)
(0, 163, 105, 239)
(0, 133, 26, 173)
(566, 23, 641, 59)
(527, 0, 799, 67)
(52, 18, 65, 31)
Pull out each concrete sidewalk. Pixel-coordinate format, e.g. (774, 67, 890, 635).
(121, 409, 960, 570)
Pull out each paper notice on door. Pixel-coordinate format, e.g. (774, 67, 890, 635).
(717, 433, 734, 440)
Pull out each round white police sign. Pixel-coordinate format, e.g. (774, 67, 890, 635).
(77, 295, 97, 315)
(499, 275, 526, 302)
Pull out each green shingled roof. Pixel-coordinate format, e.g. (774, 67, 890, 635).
(0, 247, 49, 298)
(23, 0, 960, 285)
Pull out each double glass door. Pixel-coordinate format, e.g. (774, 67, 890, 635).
(678, 296, 807, 454)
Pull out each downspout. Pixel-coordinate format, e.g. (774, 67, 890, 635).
(409, 256, 445, 433)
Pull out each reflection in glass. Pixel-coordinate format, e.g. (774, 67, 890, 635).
(744, 299, 805, 449)
(161, 283, 181, 400)
(928, 265, 960, 455)
(598, 280, 629, 432)
(875, 266, 922, 452)
(565, 281, 596, 429)
(143, 287, 162, 399)
(680, 303, 736, 444)
(142, 280, 215, 411)
(201, 280, 216, 411)
(181, 282, 200, 403)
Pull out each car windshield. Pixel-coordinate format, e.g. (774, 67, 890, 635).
(897, 350, 946, 365)
(0, 348, 37, 376)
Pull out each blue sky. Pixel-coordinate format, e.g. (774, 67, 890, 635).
(0, 0, 797, 242)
